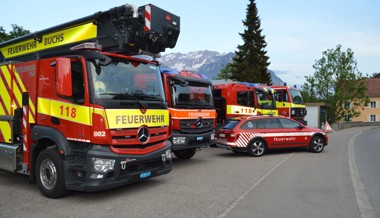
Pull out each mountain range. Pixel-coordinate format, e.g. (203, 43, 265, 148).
(159, 50, 284, 85)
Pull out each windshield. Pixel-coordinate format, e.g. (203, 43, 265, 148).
(256, 90, 276, 109)
(90, 59, 165, 102)
(171, 82, 214, 109)
(290, 89, 304, 104)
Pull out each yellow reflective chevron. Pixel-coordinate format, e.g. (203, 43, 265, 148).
(0, 120, 12, 143)
(0, 23, 97, 59)
(0, 64, 36, 123)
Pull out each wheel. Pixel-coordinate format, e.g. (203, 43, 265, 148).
(248, 139, 266, 157)
(173, 148, 196, 159)
(35, 147, 68, 198)
(310, 136, 325, 153)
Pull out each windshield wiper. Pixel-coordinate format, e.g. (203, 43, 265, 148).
(133, 93, 167, 108)
(99, 93, 147, 109)
(146, 95, 167, 108)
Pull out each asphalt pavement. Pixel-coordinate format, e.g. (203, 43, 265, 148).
(0, 127, 378, 218)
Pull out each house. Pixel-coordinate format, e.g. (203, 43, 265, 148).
(351, 78, 380, 122)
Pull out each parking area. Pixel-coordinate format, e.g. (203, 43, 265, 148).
(0, 128, 362, 218)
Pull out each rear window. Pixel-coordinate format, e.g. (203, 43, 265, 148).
(222, 120, 240, 130)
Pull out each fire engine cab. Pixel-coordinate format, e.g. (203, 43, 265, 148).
(271, 85, 307, 124)
(0, 3, 180, 198)
(213, 82, 278, 125)
(161, 69, 216, 159)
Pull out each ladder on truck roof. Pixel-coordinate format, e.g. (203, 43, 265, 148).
(0, 4, 180, 62)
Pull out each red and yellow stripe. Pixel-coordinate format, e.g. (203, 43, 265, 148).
(0, 63, 36, 143)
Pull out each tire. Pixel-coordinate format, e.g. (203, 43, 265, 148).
(248, 139, 266, 157)
(309, 136, 325, 153)
(173, 148, 196, 159)
(35, 147, 68, 198)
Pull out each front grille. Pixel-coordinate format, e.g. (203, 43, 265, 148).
(292, 108, 306, 116)
(109, 126, 168, 154)
(180, 118, 214, 134)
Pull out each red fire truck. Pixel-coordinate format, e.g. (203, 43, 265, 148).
(160, 69, 216, 159)
(271, 85, 307, 124)
(213, 82, 278, 125)
(0, 4, 180, 198)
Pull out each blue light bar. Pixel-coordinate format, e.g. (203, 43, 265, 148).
(160, 67, 179, 74)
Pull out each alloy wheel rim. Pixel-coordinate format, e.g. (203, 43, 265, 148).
(252, 141, 264, 155)
(40, 159, 57, 190)
(313, 138, 324, 151)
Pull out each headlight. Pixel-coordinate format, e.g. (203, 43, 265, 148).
(166, 149, 172, 159)
(211, 133, 215, 140)
(92, 158, 115, 173)
(162, 149, 172, 162)
(291, 109, 295, 115)
(173, 136, 186, 144)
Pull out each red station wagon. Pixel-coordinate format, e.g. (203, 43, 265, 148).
(216, 116, 328, 157)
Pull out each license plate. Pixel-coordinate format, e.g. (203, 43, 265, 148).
(197, 136, 204, 141)
(140, 171, 151, 179)
(219, 133, 225, 137)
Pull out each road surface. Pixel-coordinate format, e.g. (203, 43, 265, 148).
(0, 126, 378, 218)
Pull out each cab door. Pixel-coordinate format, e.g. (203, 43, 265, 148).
(278, 118, 309, 147)
(257, 118, 287, 149)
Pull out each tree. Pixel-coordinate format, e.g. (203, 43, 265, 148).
(302, 44, 370, 123)
(215, 63, 232, 80)
(0, 24, 30, 43)
(228, 0, 271, 85)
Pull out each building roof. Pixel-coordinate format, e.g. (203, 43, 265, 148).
(366, 78, 380, 97)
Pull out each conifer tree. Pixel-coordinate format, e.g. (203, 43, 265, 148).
(229, 0, 271, 85)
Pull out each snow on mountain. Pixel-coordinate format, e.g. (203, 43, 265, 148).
(159, 50, 284, 85)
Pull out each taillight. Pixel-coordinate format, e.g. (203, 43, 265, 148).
(220, 130, 239, 142)
(227, 132, 239, 142)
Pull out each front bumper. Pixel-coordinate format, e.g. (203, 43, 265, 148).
(171, 130, 215, 150)
(64, 141, 172, 192)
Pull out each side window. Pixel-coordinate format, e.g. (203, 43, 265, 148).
(237, 91, 248, 106)
(71, 61, 84, 104)
(263, 118, 281, 129)
(278, 118, 300, 128)
(237, 91, 254, 107)
(256, 119, 265, 128)
(241, 120, 257, 129)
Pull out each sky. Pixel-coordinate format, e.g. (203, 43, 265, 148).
(1, 0, 380, 85)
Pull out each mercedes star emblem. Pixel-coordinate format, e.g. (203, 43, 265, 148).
(137, 126, 149, 144)
(196, 118, 203, 128)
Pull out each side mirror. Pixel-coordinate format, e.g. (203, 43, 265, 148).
(55, 58, 72, 97)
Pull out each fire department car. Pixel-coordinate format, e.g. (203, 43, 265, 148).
(216, 116, 328, 157)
